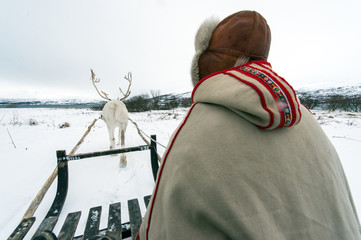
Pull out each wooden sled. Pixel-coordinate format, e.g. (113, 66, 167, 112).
(9, 135, 159, 240)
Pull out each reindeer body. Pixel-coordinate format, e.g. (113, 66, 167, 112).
(91, 69, 132, 168)
(102, 100, 129, 150)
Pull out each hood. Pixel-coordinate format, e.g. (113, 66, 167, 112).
(191, 61, 302, 130)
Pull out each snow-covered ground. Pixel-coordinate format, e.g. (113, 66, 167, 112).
(0, 108, 360, 239)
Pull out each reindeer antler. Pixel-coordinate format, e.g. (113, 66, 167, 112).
(90, 69, 112, 101)
(118, 72, 132, 101)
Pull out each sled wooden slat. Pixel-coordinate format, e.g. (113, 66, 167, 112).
(144, 195, 151, 208)
(58, 211, 81, 240)
(107, 202, 122, 240)
(31, 217, 59, 240)
(8, 217, 35, 240)
(128, 199, 142, 238)
(83, 206, 102, 240)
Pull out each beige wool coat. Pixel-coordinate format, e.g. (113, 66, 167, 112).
(137, 61, 361, 239)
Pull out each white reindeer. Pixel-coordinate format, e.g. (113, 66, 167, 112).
(91, 69, 132, 168)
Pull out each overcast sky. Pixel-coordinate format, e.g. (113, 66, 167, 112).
(1, 0, 360, 100)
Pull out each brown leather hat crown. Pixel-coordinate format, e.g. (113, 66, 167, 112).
(192, 11, 271, 84)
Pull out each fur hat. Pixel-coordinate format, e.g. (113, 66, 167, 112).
(191, 10, 271, 86)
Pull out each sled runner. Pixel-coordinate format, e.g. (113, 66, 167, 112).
(9, 135, 159, 240)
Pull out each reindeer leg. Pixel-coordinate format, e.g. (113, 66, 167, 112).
(116, 127, 122, 146)
(119, 129, 127, 168)
(107, 124, 115, 150)
(120, 129, 125, 147)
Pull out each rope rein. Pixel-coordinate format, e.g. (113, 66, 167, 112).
(128, 117, 167, 149)
(139, 128, 167, 149)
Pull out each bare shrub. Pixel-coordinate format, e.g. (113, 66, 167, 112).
(59, 122, 70, 128)
(150, 89, 161, 110)
(29, 118, 38, 126)
(124, 94, 152, 112)
(298, 93, 319, 110)
(10, 113, 21, 126)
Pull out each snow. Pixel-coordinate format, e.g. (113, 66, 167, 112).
(1, 108, 361, 239)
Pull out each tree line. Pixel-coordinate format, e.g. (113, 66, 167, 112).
(123, 91, 192, 112)
(298, 93, 361, 112)
(91, 91, 360, 112)
(91, 90, 192, 112)
(124, 91, 361, 112)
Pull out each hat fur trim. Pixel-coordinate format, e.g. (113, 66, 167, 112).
(191, 17, 220, 86)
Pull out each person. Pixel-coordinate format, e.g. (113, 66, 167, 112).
(136, 10, 361, 239)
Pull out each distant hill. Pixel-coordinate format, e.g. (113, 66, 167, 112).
(0, 98, 106, 109)
(297, 84, 361, 97)
(1, 83, 360, 110)
(296, 83, 361, 111)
